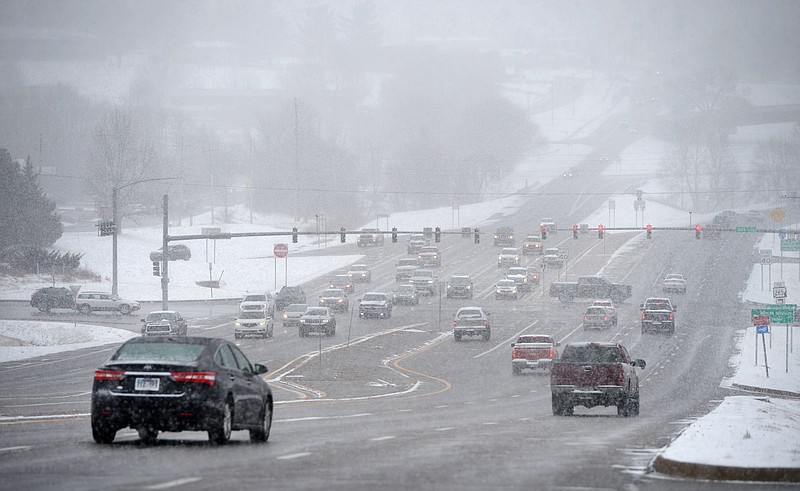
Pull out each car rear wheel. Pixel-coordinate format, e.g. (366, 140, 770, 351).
(250, 401, 273, 443)
(119, 304, 131, 315)
(512, 366, 521, 375)
(208, 400, 232, 444)
(91, 417, 116, 444)
(482, 330, 491, 341)
(137, 425, 158, 443)
(78, 304, 92, 315)
(454, 333, 462, 342)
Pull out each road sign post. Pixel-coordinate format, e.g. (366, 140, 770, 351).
(274, 243, 288, 288)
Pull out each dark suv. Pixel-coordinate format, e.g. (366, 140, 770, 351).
(357, 228, 384, 247)
(30, 287, 75, 312)
(494, 226, 515, 247)
(275, 286, 307, 311)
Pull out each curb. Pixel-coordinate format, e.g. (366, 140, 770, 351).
(652, 455, 800, 483)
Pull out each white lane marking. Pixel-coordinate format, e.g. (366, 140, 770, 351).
(145, 477, 202, 490)
(3, 401, 89, 408)
(276, 413, 372, 423)
(434, 427, 454, 431)
(396, 409, 413, 413)
(277, 452, 312, 460)
(434, 405, 448, 408)
(511, 395, 521, 398)
(483, 422, 499, 425)
(518, 417, 532, 421)
(0, 446, 31, 454)
(464, 401, 476, 405)
(473, 321, 539, 359)
(371, 436, 396, 442)
(0, 413, 89, 422)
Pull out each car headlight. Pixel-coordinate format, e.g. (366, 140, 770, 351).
(338, 298, 344, 303)
(235, 321, 241, 327)
(259, 321, 267, 326)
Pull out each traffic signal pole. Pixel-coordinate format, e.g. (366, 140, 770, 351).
(161, 194, 169, 310)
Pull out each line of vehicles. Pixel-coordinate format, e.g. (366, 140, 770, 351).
(54, 218, 698, 446)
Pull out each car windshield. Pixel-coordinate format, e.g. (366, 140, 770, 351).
(286, 304, 308, 312)
(362, 294, 385, 301)
(396, 286, 414, 293)
(242, 295, 266, 302)
(304, 308, 327, 316)
(350, 265, 367, 271)
(414, 270, 433, 278)
(457, 309, 482, 319)
(321, 290, 343, 297)
(562, 345, 622, 363)
(145, 312, 177, 322)
(239, 311, 265, 319)
(501, 248, 517, 254)
(666, 275, 683, 280)
(449, 276, 470, 285)
(498, 280, 515, 287)
(507, 268, 526, 275)
(113, 342, 204, 362)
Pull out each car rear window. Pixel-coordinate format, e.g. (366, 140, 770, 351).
(518, 336, 551, 344)
(114, 342, 205, 362)
(561, 345, 622, 363)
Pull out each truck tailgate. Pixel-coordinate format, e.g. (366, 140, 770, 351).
(551, 362, 623, 387)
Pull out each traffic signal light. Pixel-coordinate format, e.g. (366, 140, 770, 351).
(541, 224, 547, 241)
(573, 225, 578, 239)
(646, 224, 652, 239)
(292, 227, 298, 244)
(474, 228, 480, 244)
(598, 224, 604, 239)
(391, 227, 398, 243)
(340, 226, 346, 243)
(435, 226, 441, 243)
(152, 261, 160, 276)
(695, 224, 701, 239)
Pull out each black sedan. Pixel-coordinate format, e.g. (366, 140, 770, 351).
(91, 336, 272, 444)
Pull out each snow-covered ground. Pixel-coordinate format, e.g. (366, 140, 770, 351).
(2, 76, 799, 479)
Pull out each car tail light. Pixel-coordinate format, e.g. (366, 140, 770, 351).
(642, 312, 646, 320)
(669, 313, 673, 321)
(512, 349, 519, 359)
(172, 371, 216, 386)
(584, 315, 589, 321)
(453, 320, 457, 327)
(604, 315, 609, 321)
(94, 369, 124, 381)
(549, 348, 555, 359)
(483, 320, 487, 326)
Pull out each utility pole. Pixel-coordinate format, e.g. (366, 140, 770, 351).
(294, 98, 300, 223)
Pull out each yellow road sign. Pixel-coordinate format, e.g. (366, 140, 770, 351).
(772, 207, 785, 222)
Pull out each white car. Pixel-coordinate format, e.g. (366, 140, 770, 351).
(75, 291, 140, 315)
(235, 310, 273, 339)
(497, 248, 520, 268)
(239, 293, 275, 316)
(662, 274, 687, 293)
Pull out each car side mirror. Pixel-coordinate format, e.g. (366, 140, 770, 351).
(140, 318, 145, 322)
(632, 359, 646, 369)
(254, 363, 269, 375)
(511, 342, 516, 347)
(673, 305, 678, 311)
(556, 341, 561, 346)
(639, 304, 644, 310)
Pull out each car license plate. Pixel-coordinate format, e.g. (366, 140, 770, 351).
(135, 377, 160, 391)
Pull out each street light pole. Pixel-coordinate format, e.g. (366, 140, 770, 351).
(111, 177, 178, 296)
(112, 187, 119, 295)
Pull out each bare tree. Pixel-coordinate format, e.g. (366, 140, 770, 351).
(755, 135, 800, 201)
(85, 108, 158, 229)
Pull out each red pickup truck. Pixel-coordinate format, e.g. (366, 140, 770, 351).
(550, 342, 645, 417)
(511, 334, 559, 374)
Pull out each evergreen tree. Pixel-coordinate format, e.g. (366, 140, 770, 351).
(0, 148, 63, 251)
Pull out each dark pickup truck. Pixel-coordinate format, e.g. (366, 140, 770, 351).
(550, 342, 645, 417)
(549, 275, 632, 303)
(640, 297, 677, 334)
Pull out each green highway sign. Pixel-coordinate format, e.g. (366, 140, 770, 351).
(781, 239, 800, 252)
(735, 226, 756, 233)
(752, 305, 797, 324)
